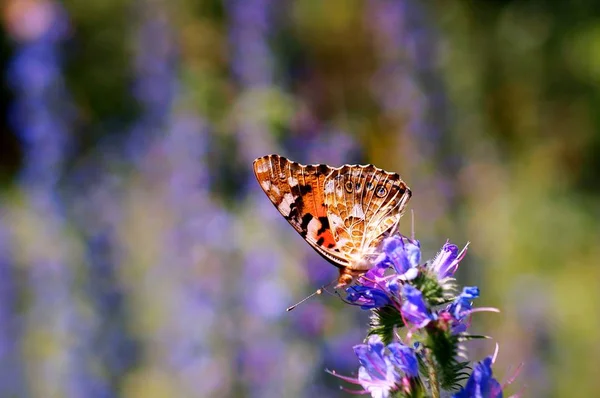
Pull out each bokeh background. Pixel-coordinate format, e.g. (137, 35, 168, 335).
(1, 0, 599, 397)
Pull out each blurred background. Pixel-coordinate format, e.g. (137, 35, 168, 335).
(1, 0, 599, 397)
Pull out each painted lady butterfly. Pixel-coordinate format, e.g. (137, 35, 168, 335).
(253, 154, 412, 287)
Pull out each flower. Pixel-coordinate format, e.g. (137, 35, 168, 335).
(429, 241, 469, 279)
(346, 285, 392, 309)
(374, 236, 420, 280)
(329, 335, 400, 398)
(386, 276, 401, 294)
(360, 265, 388, 289)
(401, 285, 436, 328)
(387, 342, 419, 378)
(448, 286, 480, 322)
(453, 356, 503, 398)
(354, 336, 394, 379)
(332, 233, 514, 397)
(328, 336, 424, 398)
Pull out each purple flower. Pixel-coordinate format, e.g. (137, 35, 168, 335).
(328, 335, 400, 398)
(346, 286, 391, 309)
(374, 236, 420, 280)
(451, 321, 468, 335)
(387, 276, 401, 294)
(429, 241, 469, 279)
(360, 265, 387, 289)
(387, 342, 419, 378)
(329, 336, 427, 397)
(453, 356, 503, 398)
(354, 336, 399, 398)
(354, 336, 389, 377)
(401, 285, 436, 328)
(448, 286, 480, 322)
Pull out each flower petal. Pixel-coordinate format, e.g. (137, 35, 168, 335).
(430, 242, 459, 279)
(347, 286, 391, 309)
(387, 342, 419, 377)
(429, 241, 469, 279)
(462, 286, 480, 299)
(383, 236, 411, 274)
(448, 286, 480, 321)
(361, 266, 387, 288)
(452, 356, 503, 398)
(404, 239, 421, 268)
(401, 285, 436, 328)
(353, 336, 388, 379)
(358, 367, 393, 398)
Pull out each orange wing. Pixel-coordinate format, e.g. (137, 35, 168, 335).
(253, 154, 349, 267)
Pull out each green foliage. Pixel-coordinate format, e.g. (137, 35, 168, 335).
(391, 378, 428, 398)
(412, 271, 446, 306)
(368, 304, 404, 344)
(425, 326, 470, 391)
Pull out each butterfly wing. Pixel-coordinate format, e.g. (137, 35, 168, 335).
(323, 165, 412, 269)
(253, 154, 350, 268)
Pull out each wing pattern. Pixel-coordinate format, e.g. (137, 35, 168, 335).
(253, 154, 412, 278)
(253, 155, 348, 267)
(323, 165, 411, 267)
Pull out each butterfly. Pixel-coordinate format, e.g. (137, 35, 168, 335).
(253, 154, 412, 287)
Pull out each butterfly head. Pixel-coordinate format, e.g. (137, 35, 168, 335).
(335, 268, 354, 289)
(335, 257, 374, 287)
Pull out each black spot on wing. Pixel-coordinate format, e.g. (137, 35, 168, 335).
(293, 195, 304, 211)
(299, 184, 312, 194)
(317, 216, 329, 235)
(299, 213, 313, 238)
(317, 164, 330, 174)
(289, 198, 303, 225)
(316, 237, 325, 246)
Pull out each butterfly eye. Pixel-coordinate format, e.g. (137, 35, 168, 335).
(375, 185, 387, 197)
(354, 182, 361, 191)
(345, 181, 354, 193)
(366, 182, 374, 191)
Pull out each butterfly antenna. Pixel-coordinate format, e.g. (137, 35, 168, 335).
(321, 278, 341, 297)
(286, 279, 337, 311)
(285, 278, 338, 312)
(286, 288, 323, 312)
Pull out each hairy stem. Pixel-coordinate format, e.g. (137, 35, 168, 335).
(424, 347, 440, 398)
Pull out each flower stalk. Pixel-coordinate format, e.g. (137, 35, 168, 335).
(424, 347, 440, 398)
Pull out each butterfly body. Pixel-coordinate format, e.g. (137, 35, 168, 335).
(253, 154, 411, 286)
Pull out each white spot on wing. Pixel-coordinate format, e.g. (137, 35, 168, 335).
(350, 203, 365, 219)
(255, 162, 269, 173)
(260, 180, 271, 191)
(328, 214, 344, 232)
(278, 193, 294, 216)
(324, 180, 334, 194)
(335, 237, 349, 248)
(287, 177, 299, 187)
(306, 217, 321, 240)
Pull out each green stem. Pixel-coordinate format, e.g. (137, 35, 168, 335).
(424, 347, 440, 398)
